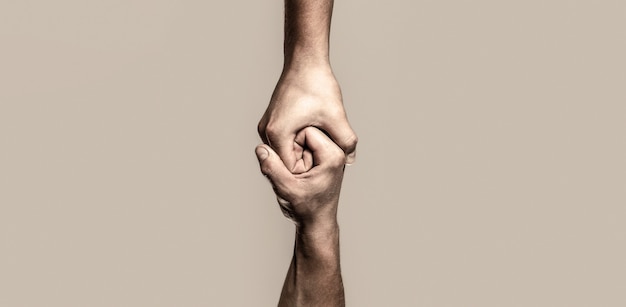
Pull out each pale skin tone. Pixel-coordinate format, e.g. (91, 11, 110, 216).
(256, 127, 346, 307)
(257, 1, 354, 305)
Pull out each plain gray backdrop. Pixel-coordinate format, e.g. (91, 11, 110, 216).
(1, 1, 625, 306)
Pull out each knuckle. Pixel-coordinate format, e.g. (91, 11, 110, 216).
(341, 132, 358, 154)
(261, 164, 273, 177)
(345, 133, 358, 149)
(265, 122, 282, 137)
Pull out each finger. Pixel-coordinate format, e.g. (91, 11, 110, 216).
(255, 144, 295, 191)
(320, 115, 358, 164)
(290, 144, 314, 174)
(290, 132, 315, 174)
(296, 127, 345, 168)
(265, 127, 299, 173)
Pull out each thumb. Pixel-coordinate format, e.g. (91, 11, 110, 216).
(267, 133, 299, 173)
(255, 144, 294, 190)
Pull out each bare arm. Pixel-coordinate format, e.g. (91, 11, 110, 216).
(284, 0, 333, 69)
(279, 222, 343, 306)
(255, 127, 346, 306)
(258, 0, 357, 173)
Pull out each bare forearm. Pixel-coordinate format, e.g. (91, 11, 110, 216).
(284, 0, 334, 69)
(279, 222, 345, 307)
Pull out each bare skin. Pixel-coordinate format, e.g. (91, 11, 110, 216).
(258, 0, 358, 174)
(256, 1, 354, 305)
(256, 127, 346, 307)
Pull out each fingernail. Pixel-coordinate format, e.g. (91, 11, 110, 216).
(345, 151, 356, 165)
(256, 146, 269, 161)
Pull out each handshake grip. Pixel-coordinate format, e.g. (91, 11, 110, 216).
(255, 126, 346, 227)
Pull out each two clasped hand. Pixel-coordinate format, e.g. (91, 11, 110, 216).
(255, 67, 354, 307)
(256, 1, 354, 305)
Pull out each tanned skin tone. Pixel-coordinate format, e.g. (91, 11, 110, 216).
(258, 0, 358, 173)
(256, 127, 346, 307)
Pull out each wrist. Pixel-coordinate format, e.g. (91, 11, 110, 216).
(283, 56, 331, 75)
(294, 200, 340, 236)
(297, 218, 339, 238)
(295, 220, 340, 261)
(279, 64, 338, 91)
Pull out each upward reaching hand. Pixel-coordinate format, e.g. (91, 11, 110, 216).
(255, 126, 346, 307)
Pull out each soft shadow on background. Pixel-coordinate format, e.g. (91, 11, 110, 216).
(1, 1, 624, 306)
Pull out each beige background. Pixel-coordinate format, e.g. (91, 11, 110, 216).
(1, 1, 624, 306)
